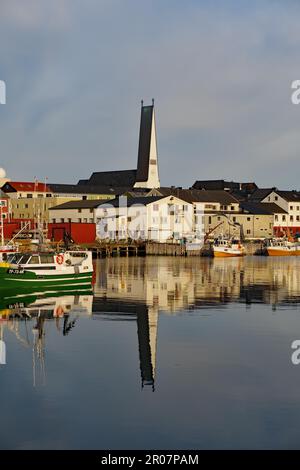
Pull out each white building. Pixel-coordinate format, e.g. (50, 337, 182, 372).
(95, 195, 196, 243)
(261, 190, 300, 235)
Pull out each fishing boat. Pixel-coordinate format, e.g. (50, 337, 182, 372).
(0, 244, 18, 262)
(213, 236, 245, 258)
(0, 250, 93, 291)
(266, 238, 300, 256)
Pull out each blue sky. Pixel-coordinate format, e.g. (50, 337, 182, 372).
(0, 0, 300, 189)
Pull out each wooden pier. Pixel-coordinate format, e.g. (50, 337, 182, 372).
(79, 240, 266, 258)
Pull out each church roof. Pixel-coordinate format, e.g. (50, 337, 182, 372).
(81, 169, 137, 188)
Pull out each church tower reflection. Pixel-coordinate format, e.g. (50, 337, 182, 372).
(136, 308, 158, 391)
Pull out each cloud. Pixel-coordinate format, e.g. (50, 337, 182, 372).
(0, 0, 299, 189)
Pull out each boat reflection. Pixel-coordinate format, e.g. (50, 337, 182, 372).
(1, 257, 300, 392)
(0, 289, 93, 385)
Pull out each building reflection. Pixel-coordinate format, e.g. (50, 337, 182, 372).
(1, 257, 300, 391)
(93, 257, 300, 312)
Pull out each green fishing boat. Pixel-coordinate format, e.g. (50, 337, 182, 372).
(0, 250, 93, 291)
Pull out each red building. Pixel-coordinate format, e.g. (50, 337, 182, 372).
(48, 222, 96, 244)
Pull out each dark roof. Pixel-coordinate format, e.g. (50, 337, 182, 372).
(248, 188, 275, 202)
(192, 180, 240, 191)
(48, 183, 120, 195)
(81, 169, 137, 188)
(240, 202, 287, 215)
(98, 196, 164, 208)
(136, 105, 154, 183)
(275, 190, 300, 202)
(158, 187, 239, 204)
(50, 199, 109, 210)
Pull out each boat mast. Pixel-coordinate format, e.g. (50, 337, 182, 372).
(0, 204, 4, 246)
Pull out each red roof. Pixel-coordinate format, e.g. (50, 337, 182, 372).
(3, 181, 51, 192)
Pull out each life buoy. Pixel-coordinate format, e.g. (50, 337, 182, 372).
(56, 254, 64, 265)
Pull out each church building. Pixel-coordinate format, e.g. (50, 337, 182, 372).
(78, 100, 160, 190)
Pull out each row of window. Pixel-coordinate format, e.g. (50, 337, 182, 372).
(274, 214, 300, 222)
(52, 218, 94, 224)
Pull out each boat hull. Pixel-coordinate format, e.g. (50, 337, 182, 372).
(0, 267, 93, 290)
(267, 248, 300, 256)
(213, 249, 245, 258)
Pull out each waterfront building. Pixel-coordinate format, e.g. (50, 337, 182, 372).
(260, 190, 300, 236)
(94, 195, 194, 243)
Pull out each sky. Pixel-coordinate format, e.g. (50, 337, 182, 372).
(0, 0, 300, 189)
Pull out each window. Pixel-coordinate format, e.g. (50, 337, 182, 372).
(275, 196, 278, 201)
(231, 206, 234, 211)
(40, 254, 54, 264)
(297, 216, 300, 222)
(90, 209, 93, 213)
(52, 219, 55, 223)
(290, 206, 294, 211)
(247, 229, 251, 234)
(282, 215, 286, 222)
(84, 218, 88, 223)
(46, 193, 52, 198)
(68, 218, 71, 223)
(82, 196, 87, 200)
(78, 209, 82, 213)
(29, 255, 40, 264)
(153, 204, 159, 211)
(27, 194, 33, 198)
(233, 217, 236, 222)
(247, 217, 251, 221)
(78, 218, 82, 223)
(275, 215, 278, 221)
(38, 194, 43, 198)
(60, 218, 64, 223)
(25, 203, 28, 208)
(209, 216, 212, 225)
(290, 215, 294, 222)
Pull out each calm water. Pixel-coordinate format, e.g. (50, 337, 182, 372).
(1, 256, 300, 449)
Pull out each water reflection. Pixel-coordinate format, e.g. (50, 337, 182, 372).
(94, 256, 300, 311)
(0, 290, 93, 386)
(1, 257, 300, 393)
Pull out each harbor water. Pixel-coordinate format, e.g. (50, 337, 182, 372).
(1, 256, 300, 449)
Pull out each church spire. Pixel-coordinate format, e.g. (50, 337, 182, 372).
(134, 100, 160, 189)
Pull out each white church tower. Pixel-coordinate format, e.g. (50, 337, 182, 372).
(134, 99, 160, 189)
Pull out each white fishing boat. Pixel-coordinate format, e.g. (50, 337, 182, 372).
(213, 236, 245, 258)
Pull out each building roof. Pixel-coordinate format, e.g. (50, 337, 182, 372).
(192, 180, 258, 192)
(158, 187, 239, 204)
(240, 202, 287, 215)
(1, 181, 51, 193)
(48, 183, 120, 195)
(98, 196, 164, 208)
(192, 180, 239, 190)
(275, 190, 300, 202)
(248, 188, 275, 202)
(136, 104, 154, 183)
(80, 169, 137, 188)
(50, 199, 110, 210)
